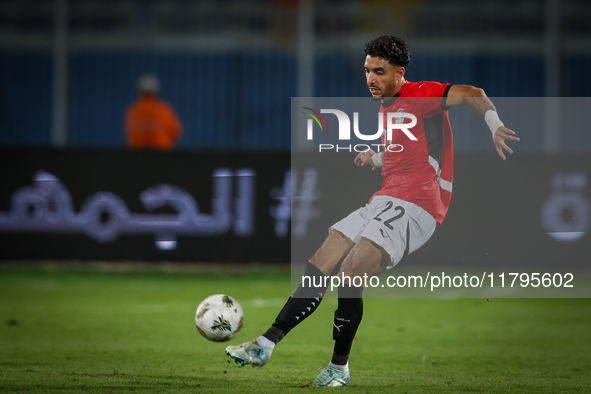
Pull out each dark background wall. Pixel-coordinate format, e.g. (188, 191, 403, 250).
(1, 149, 589, 271)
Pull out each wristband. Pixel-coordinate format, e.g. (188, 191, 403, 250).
(484, 109, 504, 138)
(371, 152, 384, 168)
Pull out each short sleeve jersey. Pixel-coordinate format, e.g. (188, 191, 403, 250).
(371, 81, 454, 224)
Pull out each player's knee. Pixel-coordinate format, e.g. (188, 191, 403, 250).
(341, 239, 389, 277)
(308, 232, 354, 276)
(308, 256, 330, 276)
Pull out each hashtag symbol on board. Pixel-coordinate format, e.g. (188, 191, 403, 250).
(270, 169, 321, 239)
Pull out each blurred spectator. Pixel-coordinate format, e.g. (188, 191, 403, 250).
(125, 74, 182, 150)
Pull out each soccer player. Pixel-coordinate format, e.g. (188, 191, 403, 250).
(226, 35, 519, 387)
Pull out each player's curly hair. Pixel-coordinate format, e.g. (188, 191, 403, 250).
(364, 36, 411, 68)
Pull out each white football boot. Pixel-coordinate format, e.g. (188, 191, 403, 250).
(312, 365, 351, 387)
(225, 339, 273, 367)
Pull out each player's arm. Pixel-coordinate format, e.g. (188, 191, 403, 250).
(446, 84, 520, 160)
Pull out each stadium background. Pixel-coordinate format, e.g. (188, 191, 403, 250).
(1, 2, 591, 392)
(0, 0, 590, 268)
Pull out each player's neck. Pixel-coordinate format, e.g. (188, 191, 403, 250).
(381, 79, 406, 105)
(393, 78, 406, 96)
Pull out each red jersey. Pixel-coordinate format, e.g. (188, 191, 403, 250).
(370, 81, 454, 224)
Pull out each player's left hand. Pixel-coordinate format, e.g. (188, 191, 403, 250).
(493, 126, 520, 160)
(354, 149, 378, 170)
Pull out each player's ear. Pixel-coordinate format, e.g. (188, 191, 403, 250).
(397, 66, 406, 77)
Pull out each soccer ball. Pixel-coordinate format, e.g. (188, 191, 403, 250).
(195, 294, 244, 342)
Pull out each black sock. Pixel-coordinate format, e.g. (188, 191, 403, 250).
(263, 262, 327, 344)
(331, 285, 364, 366)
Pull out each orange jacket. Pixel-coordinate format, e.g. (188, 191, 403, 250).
(125, 95, 182, 150)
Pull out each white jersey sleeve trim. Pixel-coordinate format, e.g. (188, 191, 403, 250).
(438, 177, 453, 193)
(429, 155, 452, 192)
(428, 155, 440, 175)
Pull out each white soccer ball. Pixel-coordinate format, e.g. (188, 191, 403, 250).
(195, 294, 244, 342)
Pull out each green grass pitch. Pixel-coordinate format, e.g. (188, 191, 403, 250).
(1, 265, 591, 393)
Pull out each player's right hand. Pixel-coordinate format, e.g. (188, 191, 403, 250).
(354, 149, 378, 170)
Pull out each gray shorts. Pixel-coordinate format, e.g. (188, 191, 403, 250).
(330, 195, 437, 268)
